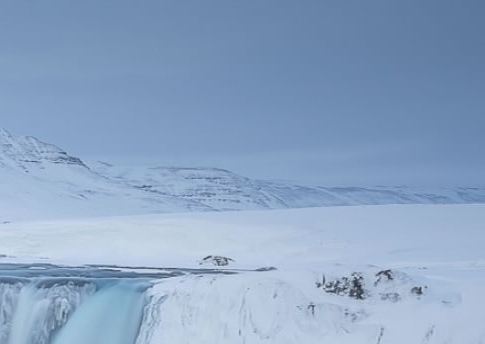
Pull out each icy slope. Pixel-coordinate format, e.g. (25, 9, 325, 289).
(0, 204, 484, 343)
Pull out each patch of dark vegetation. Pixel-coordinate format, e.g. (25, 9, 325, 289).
(320, 272, 366, 300)
(317, 268, 429, 303)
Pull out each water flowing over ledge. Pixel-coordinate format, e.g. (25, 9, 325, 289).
(1, 263, 484, 344)
(0, 264, 235, 344)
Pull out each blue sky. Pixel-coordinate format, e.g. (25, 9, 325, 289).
(1, 1, 484, 185)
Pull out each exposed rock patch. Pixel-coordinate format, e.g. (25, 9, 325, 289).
(375, 269, 394, 285)
(199, 255, 235, 266)
(255, 266, 277, 272)
(411, 286, 427, 296)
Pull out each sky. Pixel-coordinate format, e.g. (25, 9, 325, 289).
(0, 0, 484, 186)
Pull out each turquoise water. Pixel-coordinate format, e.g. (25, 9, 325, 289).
(52, 282, 147, 344)
(0, 263, 233, 344)
(0, 265, 151, 344)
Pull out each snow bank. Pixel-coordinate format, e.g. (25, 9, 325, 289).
(0, 204, 484, 343)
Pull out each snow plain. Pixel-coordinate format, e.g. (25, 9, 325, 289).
(1, 204, 484, 343)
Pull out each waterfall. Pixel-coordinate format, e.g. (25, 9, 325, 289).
(1, 279, 96, 344)
(0, 277, 147, 344)
(0, 282, 23, 343)
(52, 282, 147, 344)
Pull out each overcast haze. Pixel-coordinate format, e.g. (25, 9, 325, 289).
(1, 0, 484, 185)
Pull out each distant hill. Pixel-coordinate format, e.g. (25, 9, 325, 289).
(1, 127, 484, 221)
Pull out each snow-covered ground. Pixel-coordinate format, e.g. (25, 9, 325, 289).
(1, 204, 483, 268)
(1, 204, 484, 343)
(2, 124, 485, 343)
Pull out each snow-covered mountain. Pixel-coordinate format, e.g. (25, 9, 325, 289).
(91, 162, 485, 210)
(1, 127, 485, 221)
(0, 128, 208, 221)
(90, 163, 287, 211)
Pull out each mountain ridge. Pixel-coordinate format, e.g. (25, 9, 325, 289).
(1, 127, 485, 221)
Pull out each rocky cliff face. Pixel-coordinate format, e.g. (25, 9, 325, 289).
(0, 128, 87, 171)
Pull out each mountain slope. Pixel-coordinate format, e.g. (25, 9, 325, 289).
(91, 162, 485, 210)
(260, 182, 485, 207)
(0, 128, 209, 221)
(90, 163, 287, 211)
(1, 127, 485, 221)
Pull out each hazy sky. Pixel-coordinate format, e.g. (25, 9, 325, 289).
(1, 0, 484, 185)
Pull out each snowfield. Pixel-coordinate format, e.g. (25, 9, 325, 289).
(1, 204, 482, 268)
(1, 204, 484, 343)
